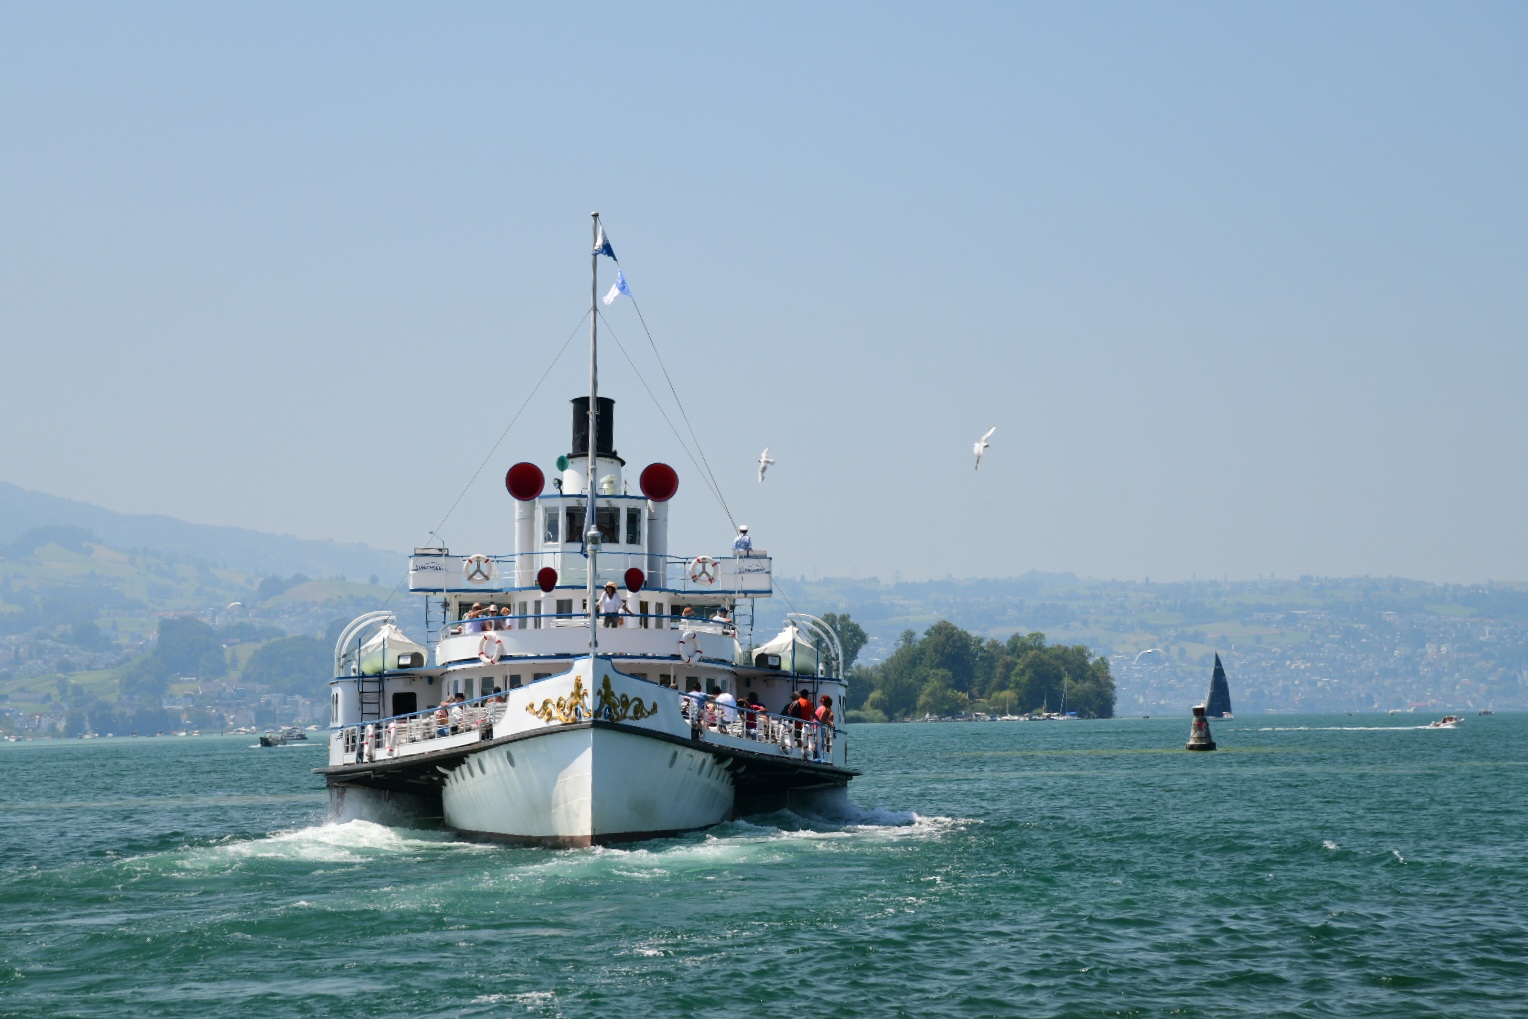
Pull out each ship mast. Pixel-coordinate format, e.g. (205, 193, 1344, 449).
(587, 212, 601, 656)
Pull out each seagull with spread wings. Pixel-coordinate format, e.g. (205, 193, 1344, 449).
(758, 447, 775, 482)
(973, 427, 996, 470)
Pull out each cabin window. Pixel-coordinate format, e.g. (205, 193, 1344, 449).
(508, 675, 522, 689)
(464, 677, 476, 700)
(556, 598, 573, 619)
(330, 691, 339, 724)
(638, 600, 649, 629)
(564, 507, 585, 543)
(543, 509, 560, 544)
(533, 672, 551, 681)
(626, 508, 642, 545)
(391, 691, 417, 717)
(595, 506, 619, 543)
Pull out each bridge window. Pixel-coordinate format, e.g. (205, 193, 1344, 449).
(626, 508, 642, 545)
(564, 507, 584, 543)
(543, 509, 560, 544)
(595, 507, 618, 542)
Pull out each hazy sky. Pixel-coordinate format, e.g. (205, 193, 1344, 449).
(3, 3, 1525, 584)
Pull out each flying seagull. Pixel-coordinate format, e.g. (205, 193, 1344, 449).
(973, 426, 996, 470)
(758, 447, 775, 482)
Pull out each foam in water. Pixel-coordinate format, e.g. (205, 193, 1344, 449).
(173, 820, 485, 871)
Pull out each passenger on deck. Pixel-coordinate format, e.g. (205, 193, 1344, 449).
(743, 692, 764, 734)
(464, 603, 485, 633)
(785, 690, 814, 737)
(484, 604, 500, 631)
(433, 703, 449, 736)
(714, 684, 738, 725)
(597, 582, 624, 628)
(732, 524, 752, 553)
(815, 695, 835, 728)
(684, 680, 706, 720)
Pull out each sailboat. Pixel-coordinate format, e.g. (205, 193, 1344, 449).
(1205, 653, 1233, 718)
(315, 215, 858, 845)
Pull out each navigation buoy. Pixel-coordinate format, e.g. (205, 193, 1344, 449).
(1186, 704, 1217, 751)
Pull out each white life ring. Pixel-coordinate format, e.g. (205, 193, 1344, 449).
(463, 554, 496, 584)
(678, 631, 699, 664)
(478, 634, 504, 664)
(688, 556, 720, 586)
(384, 721, 398, 756)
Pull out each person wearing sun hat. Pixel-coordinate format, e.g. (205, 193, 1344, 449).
(596, 581, 624, 627)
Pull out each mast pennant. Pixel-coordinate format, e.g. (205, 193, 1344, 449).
(593, 226, 617, 261)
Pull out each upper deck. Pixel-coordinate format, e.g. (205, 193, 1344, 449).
(407, 547, 771, 597)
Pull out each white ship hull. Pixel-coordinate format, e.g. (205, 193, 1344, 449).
(443, 724, 735, 845)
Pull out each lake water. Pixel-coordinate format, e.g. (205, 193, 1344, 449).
(3, 714, 1525, 1018)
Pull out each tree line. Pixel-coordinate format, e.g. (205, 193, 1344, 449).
(827, 618, 1116, 721)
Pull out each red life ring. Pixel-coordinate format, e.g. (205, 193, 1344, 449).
(479, 634, 504, 664)
(688, 556, 719, 586)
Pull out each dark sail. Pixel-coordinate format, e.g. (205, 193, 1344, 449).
(1205, 653, 1233, 717)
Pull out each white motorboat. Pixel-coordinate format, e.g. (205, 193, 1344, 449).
(1427, 715, 1463, 729)
(317, 216, 856, 846)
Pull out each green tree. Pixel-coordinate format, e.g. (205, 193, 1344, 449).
(820, 612, 868, 670)
(241, 636, 330, 696)
(916, 670, 966, 718)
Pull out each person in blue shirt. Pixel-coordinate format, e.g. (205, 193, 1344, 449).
(732, 525, 752, 553)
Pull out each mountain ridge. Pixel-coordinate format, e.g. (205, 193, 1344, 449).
(0, 480, 403, 581)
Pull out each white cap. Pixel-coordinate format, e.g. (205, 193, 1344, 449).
(738, 524, 748, 531)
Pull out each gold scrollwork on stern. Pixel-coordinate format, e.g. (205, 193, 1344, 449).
(593, 676, 658, 722)
(525, 675, 589, 724)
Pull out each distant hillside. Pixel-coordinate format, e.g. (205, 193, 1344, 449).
(764, 573, 1528, 713)
(0, 481, 403, 582)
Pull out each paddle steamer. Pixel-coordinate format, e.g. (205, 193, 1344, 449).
(317, 216, 856, 845)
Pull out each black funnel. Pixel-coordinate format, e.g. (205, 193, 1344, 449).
(570, 396, 617, 459)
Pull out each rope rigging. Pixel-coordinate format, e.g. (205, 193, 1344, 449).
(382, 310, 590, 607)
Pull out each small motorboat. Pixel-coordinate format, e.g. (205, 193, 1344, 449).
(1427, 715, 1463, 729)
(259, 726, 310, 747)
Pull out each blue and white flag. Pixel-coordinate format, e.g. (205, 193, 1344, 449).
(601, 269, 630, 305)
(593, 227, 616, 261)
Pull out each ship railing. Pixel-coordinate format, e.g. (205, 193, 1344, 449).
(678, 697, 837, 763)
(338, 695, 509, 765)
(448, 611, 739, 635)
